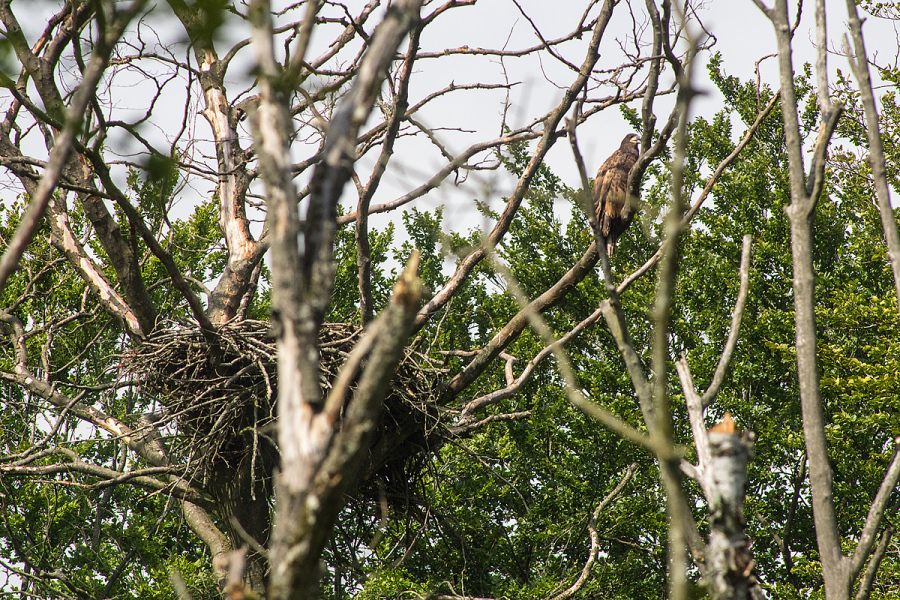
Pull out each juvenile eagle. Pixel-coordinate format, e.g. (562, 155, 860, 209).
(592, 133, 640, 256)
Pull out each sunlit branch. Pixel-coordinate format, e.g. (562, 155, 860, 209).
(618, 90, 779, 293)
(676, 359, 710, 478)
(45, 195, 146, 338)
(701, 234, 753, 408)
(259, 0, 426, 596)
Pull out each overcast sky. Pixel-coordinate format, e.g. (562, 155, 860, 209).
(351, 0, 900, 239)
(4, 1, 899, 252)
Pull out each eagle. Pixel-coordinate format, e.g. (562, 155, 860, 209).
(592, 133, 640, 257)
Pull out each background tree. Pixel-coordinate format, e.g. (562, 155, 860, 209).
(1, 1, 900, 600)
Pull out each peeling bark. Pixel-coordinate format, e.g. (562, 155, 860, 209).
(705, 430, 757, 600)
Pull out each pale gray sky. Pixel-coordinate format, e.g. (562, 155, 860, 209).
(3, 0, 898, 252)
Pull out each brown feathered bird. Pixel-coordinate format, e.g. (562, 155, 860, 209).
(592, 133, 640, 256)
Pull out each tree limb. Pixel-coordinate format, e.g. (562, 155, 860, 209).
(0, 0, 148, 297)
(414, 0, 618, 331)
(758, 0, 848, 595)
(842, 0, 900, 325)
(701, 234, 753, 408)
(855, 526, 894, 600)
(549, 463, 637, 600)
(849, 440, 900, 581)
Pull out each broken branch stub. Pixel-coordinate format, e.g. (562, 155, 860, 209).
(705, 425, 758, 600)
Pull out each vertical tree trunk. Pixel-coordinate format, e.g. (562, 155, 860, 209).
(754, 0, 849, 596)
(786, 206, 849, 600)
(248, 1, 425, 597)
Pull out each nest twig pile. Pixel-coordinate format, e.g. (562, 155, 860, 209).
(127, 319, 446, 500)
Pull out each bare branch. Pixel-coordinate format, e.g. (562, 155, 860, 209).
(849, 440, 900, 580)
(414, 0, 619, 330)
(448, 410, 531, 438)
(257, 0, 427, 597)
(843, 0, 900, 322)
(336, 130, 540, 226)
(456, 302, 604, 423)
(566, 107, 605, 257)
(676, 358, 710, 476)
(444, 242, 600, 400)
(357, 24, 421, 324)
(701, 234, 753, 408)
(481, 245, 665, 458)
(549, 463, 637, 600)
(617, 91, 779, 296)
(509, 0, 581, 74)
(286, 0, 322, 78)
(634, 6, 711, 598)
(272, 253, 424, 600)
(0, 449, 206, 505)
(855, 526, 894, 600)
(815, 0, 831, 112)
(0, 0, 148, 297)
(45, 195, 146, 338)
(757, 0, 849, 593)
(567, 97, 652, 422)
(805, 105, 844, 204)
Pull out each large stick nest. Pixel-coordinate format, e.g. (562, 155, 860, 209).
(126, 319, 446, 501)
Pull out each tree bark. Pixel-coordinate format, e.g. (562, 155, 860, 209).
(705, 430, 756, 600)
(251, 1, 425, 597)
(755, 0, 848, 597)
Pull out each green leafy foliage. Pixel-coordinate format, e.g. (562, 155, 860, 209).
(3, 42, 900, 600)
(0, 183, 225, 597)
(321, 56, 900, 600)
